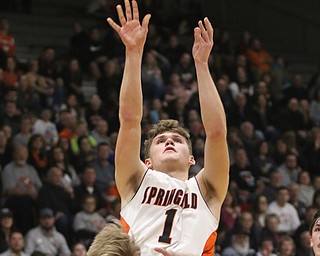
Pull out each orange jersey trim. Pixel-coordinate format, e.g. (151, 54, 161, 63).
(202, 230, 217, 255)
(120, 215, 130, 233)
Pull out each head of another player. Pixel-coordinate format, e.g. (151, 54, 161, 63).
(310, 210, 320, 256)
(144, 119, 195, 172)
(87, 221, 140, 256)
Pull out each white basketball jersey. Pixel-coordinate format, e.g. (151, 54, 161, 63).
(120, 169, 219, 256)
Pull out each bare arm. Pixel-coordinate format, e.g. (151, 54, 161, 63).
(107, 0, 151, 204)
(193, 18, 229, 215)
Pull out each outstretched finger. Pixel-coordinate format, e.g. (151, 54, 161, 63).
(107, 18, 121, 33)
(116, 5, 126, 26)
(194, 27, 201, 44)
(198, 20, 209, 43)
(142, 14, 151, 30)
(124, 0, 132, 21)
(132, 0, 139, 21)
(204, 17, 214, 41)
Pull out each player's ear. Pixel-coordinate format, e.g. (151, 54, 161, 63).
(189, 155, 196, 166)
(145, 158, 153, 169)
(310, 236, 313, 247)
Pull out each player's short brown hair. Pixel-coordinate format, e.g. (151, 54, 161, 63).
(310, 210, 320, 235)
(144, 119, 192, 159)
(87, 221, 140, 256)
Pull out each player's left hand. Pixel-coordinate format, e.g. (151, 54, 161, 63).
(192, 17, 214, 64)
(154, 247, 174, 256)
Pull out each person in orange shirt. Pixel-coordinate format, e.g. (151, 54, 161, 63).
(246, 38, 273, 79)
(0, 18, 16, 57)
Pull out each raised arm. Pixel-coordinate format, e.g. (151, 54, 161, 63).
(107, 0, 151, 204)
(193, 18, 229, 215)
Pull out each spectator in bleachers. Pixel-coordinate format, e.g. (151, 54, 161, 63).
(60, 58, 83, 105)
(38, 47, 58, 80)
(252, 140, 277, 182)
(161, 34, 187, 67)
(0, 18, 16, 57)
(310, 86, 320, 126)
(220, 190, 241, 232)
(16, 74, 41, 112)
(256, 237, 277, 256)
(90, 119, 110, 145)
(2, 57, 18, 89)
(277, 235, 295, 256)
(58, 110, 76, 141)
(25, 59, 55, 108)
(235, 31, 251, 56)
(267, 186, 301, 235)
(288, 183, 306, 220)
(311, 189, 320, 210)
(252, 195, 269, 228)
(216, 76, 236, 116)
(85, 94, 108, 131)
(60, 94, 83, 122)
(228, 92, 252, 128)
(91, 142, 114, 196)
(246, 38, 273, 80)
(12, 114, 32, 148)
(49, 145, 80, 192)
(73, 165, 106, 215)
(260, 213, 282, 249)
(27, 134, 48, 180)
(37, 167, 74, 241)
(32, 107, 59, 149)
(277, 152, 301, 187)
(229, 66, 254, 101)
(73, 195, 106, 248)
(297, 170, 315, 207)
(0, 208, 15, 253)
(295, 230, 313, 256)
(0, 101, 21, 135)
(25, 208, 71, 256)
(282, 72, 309, 105)
(84, 27, 108, 77)
(71, 242, 87, 256)
(1, 145, 42, 234)
(69, 21, 89, 70)
(0, 231, 28, 256)
(303, 127, 320, 177)
(173, 52, 196, 87)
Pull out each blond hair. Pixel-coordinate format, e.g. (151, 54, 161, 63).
(87, 221, 140, 256)
(144, 119, 192, 159)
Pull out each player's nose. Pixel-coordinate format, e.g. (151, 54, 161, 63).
(165, 138, 174, 146)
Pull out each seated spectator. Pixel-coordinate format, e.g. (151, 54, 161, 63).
(282, 72, 308, 105)
(90, 119, 110, 145)
(220, 190, 241, 232)
(73, 195, 106, 248)
(277, 235, 295, 256)
(73, 165, 106, 215)
(295, 230, 313, 256)
(288, 183, 306, 220)
(49, 145, 80, 192)
(260, 214, 282, 249)
(256, 237, 277, 256)
(246, 38, 273, 80)
(37, 167, 73, 241)
(267, 186, 301, 235)
(13, 114, 32, 148)
(277, 152, 302, 187)
(2, 57, 18, 89)
(310, 87, 320, 126)
(0, 209, 15, 253)
(0, 231, 28, 256)
(252, 195, 269, 228)
(32, 107, 59, 150)
(71, 243, 87, 256)
(91, 142, 115, 196)
(25, 208, 71, 256)
(221, 227, 256, 256)
(85, 94, 108, 131)
(0, 18, 16, 57)
(1, 145, 42, 234)
(27, 134, 48, 180)
(297, 170, 315, 207)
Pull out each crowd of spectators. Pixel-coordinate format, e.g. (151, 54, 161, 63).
(0, 0, 319, 255)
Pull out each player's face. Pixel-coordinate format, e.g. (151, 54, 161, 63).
(147, 132, 194, 170)
(311, 218, 320, 256)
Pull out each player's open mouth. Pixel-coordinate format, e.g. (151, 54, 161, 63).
(163, 147, 176, 153)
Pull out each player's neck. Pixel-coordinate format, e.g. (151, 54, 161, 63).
(156, 163, 189, 181)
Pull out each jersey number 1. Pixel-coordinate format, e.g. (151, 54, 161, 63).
(158, 209, 177, 244)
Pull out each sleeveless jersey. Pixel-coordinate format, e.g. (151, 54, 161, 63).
(120, 169, 219, 256)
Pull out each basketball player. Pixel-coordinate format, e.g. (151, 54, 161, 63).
(310, 210, 320, 256)
(107, 0, 229, 255)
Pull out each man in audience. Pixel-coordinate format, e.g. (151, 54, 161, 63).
(25, 208, 71, 256)
(0, 231, 28, 256)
